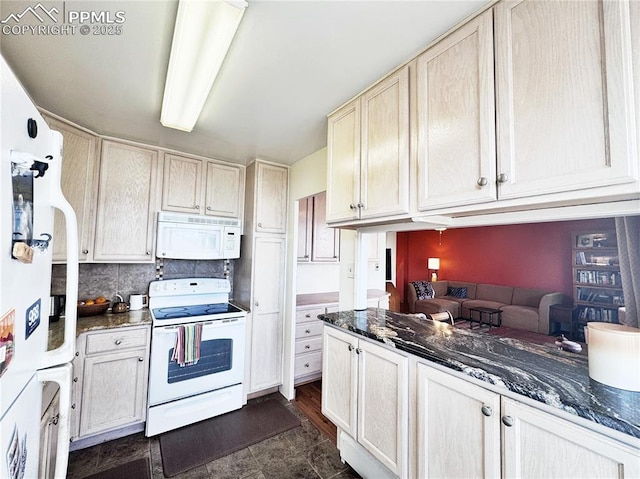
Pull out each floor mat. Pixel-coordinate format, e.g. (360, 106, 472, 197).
(84, 458, 150, 479)
(159, 398, 301, 477)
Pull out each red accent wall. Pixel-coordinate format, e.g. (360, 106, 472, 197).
(396, 218, 615, 309)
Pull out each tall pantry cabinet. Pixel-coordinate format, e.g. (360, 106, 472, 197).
(234, 160, 288, 394)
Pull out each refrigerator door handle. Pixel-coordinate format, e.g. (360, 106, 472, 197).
(37, 363, 72, 479)
(42, 130, 79, 369)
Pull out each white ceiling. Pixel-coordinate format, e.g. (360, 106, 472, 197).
(1, 0, 489, 166)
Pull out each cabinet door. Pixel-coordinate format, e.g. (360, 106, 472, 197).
(39, 390, 59, 479)
(357, 339, 409, 477)
(631, 0, 640, 166)
(255, 162, 288, 233)
(249, 236, 286, 391)
(416, 10, 496, 211)
(495, 0, 638, 200)
(161, 154, 203, 214)
(205, 161, 244, 218)
(44, 116, 99, 262)
(416, 363, 500, 479)
(311, 191, 339, 262)
(93, 141, 160, 261)
(78, 348, 148, 437)
(502, 397, 640, 478)
(360, 66, 410, 220)
(321, 327, 358, 438)
(297, 196, 312, 262)
(327, 99, 360, 223)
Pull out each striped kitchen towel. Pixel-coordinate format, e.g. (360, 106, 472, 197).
(171, 323, 203, 367)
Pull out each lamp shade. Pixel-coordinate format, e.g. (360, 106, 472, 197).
(427, 258, 440, 270)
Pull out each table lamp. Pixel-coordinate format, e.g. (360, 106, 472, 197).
(428, 258, 440, 282)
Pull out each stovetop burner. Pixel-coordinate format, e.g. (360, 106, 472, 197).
(152, 303, 244, 320)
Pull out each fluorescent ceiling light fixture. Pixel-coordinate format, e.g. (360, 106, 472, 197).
(161, 0, 247, 132)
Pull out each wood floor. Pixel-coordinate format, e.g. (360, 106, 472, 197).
(292, 380, 337, 443)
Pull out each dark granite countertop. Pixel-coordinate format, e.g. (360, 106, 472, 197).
(48, 309, 152, 350)
(319, 308, 640, 443)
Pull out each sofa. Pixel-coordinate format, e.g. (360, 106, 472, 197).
(407, 280, 564, 335)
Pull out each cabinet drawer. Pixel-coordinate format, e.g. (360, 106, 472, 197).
(294, 351, 322, 377)
(296, 308, 325, 323)
(84, 327, 148, 355)
(295, 320, 324, 340)
(295, 336, 323, 355)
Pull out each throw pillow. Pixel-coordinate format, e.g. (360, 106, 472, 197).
(411, 281, 435, 300)
(447, 287, 467, 298)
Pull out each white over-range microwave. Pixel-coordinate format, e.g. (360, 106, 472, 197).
(156, 212, 242, 260)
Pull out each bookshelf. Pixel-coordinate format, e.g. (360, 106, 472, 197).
(572, 231, 624, 331)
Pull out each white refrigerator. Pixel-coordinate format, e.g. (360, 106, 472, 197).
(0, 55, 79, 478)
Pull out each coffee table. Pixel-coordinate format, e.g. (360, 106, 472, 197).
(468, 306, 502, 329)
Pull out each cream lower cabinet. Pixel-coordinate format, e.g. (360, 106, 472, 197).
(93, 140, 160, 262)
(416, 362, 640, 478)
(70, 326, 150, 447)
(39, 384, 60, 479)
(294, 307, 325, 384)
(322, 326, 409, 477)
(247, 235, 286, 392)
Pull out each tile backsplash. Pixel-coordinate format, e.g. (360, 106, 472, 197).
(51, 259, 234, 303)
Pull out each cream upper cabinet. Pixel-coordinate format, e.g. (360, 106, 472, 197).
(93, 140, 160, 262)
(502, 397, 640, 478)
(44, 116, 99, 262)
(297, 196, 313, 262)
(311, 191, 339, 262)
(494, 0, 638, 200)
(416, 10, 497, 211)
(327, 66, 410, 225)
(416, 363, 501, 479)
(162, 153, 244, 219)
(161, 154, 203, 214)
(254, 161, 288, 233)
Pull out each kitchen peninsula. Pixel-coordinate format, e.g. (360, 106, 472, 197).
(319, 308, 639, 478)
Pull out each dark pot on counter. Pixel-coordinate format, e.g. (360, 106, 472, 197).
(112, 294, 128, 314)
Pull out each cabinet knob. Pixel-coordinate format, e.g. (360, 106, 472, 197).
(75, 352, 79, 357)
(305, 313, 311, 318)
(115, 339, 122, 345)
(305, 329, 311, 334)
(481, 405, 493, 417)
(71, 403, 76, 409)
(195, 205, 200, 209)
(206, 206, 212, 211)
(349, 204, 357, 210)
(255, 301, 260, 307)
(348, 344, 354, 351)
(82, 249, 89, 255)
(304, 363, 310, 368)
(497, 173, 509, 183)
(258, 222, 263, 228)
(305, 345, 311, 350)
(52, 413, 59, 426)
(73, 377, 78, 383)
(146, 251, 151, 255)
(477, 177, 488, 187)
(357, 202, 364, 209)
(356, 348, 362, 355)
(501, 415, 514, 427)
(138, 357, 144, 362)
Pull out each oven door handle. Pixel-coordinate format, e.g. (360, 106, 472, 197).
(155, 319, 243, 333)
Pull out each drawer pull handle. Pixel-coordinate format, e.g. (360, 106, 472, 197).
(305, 345, 311, 350)
(502, 415, 514, 427)
(115, 339, 122, 345)
(305, 314, 311, 318)
(481, 405, 493, 417)
(305, 329, 311, 334)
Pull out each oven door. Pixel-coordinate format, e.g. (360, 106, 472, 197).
(148, 317, 245, 406)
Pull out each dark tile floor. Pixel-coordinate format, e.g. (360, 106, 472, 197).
(67, 393, 360, 479)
